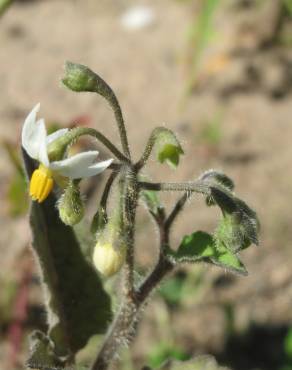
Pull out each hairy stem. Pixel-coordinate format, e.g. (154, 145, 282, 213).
(139, 180, 210, 194)
(135, 127, 168, 170)
(91, 196, 174, 370)
(165, 193, 188, 232)
(48, 127, 130, 163)
(123, 166, 139, 297)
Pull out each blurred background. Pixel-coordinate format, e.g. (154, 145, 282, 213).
(1, 0, 292, 369)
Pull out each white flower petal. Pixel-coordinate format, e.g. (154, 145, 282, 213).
(37, 119, 49, 167)
(71, 158, 113, 179)
(46, 128, 69, 145)
(49, 150, 100, 178)
(21, 103, 43, 160)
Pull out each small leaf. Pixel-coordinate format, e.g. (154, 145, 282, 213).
(197, 176, 259, 251)
(172, 231, 247, 276)
(200, 169, 234, 206)
(211, 188, 259, 252)
(23, 149, 112, 361)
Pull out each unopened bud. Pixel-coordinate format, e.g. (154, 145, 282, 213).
(93, 241, 126, 277)
(58, 181, 84, 226)
(155, 127, 184, 169)
(62, 62, 98, 92)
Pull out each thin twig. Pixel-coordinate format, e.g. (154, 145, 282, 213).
(165, 192, 189, 232)
(138, 180, 210, 194)
(49, 127, 130, 163)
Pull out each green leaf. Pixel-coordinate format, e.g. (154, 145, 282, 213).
(197, 174, 259, 251)
(199, 170, 234, 206)
(158, 143, 184, 169)
(22, 149, 112, 362)
(172, 231, 247, 276)
(211, 187, 259, 251)
(157, 355, 230, 370)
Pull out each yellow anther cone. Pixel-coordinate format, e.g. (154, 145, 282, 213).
(29, 165, 54, 203)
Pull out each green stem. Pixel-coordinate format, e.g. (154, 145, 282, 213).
(135, 127, 164, 170)
(48, 127, 130, 163)
(138, 180, 210, 195)
(165, 193, 188, 232)
(122, 166, 139, 298)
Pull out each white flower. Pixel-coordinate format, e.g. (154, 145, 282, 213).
(22, 103, 113, 202)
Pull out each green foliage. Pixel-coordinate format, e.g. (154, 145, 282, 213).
(199, 169, 234, 207)
(283, 0, 292, 15)
(0, 0, 14, 17)
(23, 150, 112, 364)
(147, 342, 190, 368)
(170, 231, 247, 275)
(284, 327, 292, 359)
(159, 273, 186, 306)
(211, 187, 259, 251)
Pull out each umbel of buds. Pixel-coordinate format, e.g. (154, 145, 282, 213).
(93, 224, 126, 277)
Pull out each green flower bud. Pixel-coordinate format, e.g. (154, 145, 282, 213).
(62, 62, 99, 92)
(58, 181, 84, 226)
(155, 127, 184, 169)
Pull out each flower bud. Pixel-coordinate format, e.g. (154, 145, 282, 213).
(93, 241, 126, 277)
(58, 181, 84, 226)
(62, 62, 98, 92)
(155, 127, 184, 169)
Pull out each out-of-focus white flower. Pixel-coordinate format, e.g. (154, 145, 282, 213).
(22, 104, 113, 202)
(120, 6, 155, 31)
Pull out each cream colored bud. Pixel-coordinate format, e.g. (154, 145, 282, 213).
(93, 242, 126, 277)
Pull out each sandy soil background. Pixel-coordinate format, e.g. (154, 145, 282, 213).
(1, 1, 292, 369)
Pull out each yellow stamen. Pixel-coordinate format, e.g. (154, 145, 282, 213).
(29, 165, 54, 203)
